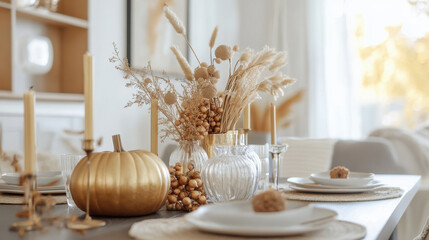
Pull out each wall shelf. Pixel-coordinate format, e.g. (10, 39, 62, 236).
(0, 91, 84, 102)
(0, 1, 11, 9)
(16, 7, 88, 29)
(0, 0, 88, 95)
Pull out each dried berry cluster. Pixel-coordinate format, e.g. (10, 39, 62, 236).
(166, 163, 208, 211)
(175, 98, 223, 138)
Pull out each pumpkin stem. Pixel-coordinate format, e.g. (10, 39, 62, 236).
(112, 134, 125, 152)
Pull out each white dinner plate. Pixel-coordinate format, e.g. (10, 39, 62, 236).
(289, 184, 377, 193)
(0, 182, 65, 194)
(310, 172, 375, 187)
(1, 171, 64, 186)
(288, 177, 383, 189)
(185, 200, 337, 237)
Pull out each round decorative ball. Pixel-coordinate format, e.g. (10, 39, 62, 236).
(70, 135, 170, 216)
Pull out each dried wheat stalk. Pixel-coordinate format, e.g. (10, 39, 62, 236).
(114, 5, 297, 139)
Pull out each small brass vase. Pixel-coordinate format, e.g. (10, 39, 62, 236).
(201, 130, 249, 158)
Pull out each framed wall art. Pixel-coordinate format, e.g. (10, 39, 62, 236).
(127, 0, 189, 74)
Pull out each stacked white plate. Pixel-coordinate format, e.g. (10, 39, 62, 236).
(287, 172, 383, 193)
(0, 171, 65, 194)
(186, 200, 337, 237)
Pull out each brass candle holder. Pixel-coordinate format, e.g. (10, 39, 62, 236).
(10, 174, 41, 232)
(67, 139, 106, 230)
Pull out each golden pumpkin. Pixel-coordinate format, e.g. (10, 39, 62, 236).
(70, 135, 170, 216)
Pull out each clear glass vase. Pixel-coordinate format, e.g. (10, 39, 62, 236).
(169, 140, 208, 172)
(202, 145, 258, 203)
(249, 144, 269, 192)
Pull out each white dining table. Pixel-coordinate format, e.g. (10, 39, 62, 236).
(309, 174, 421, 240)
(0, 174, 421, 240)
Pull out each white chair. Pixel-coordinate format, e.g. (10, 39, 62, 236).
(278, 138, 336, 178)
(370, 127, 429, 240)
(414, 218, 429, 240)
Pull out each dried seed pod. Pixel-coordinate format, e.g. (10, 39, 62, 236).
(171, 180, 179, 188)
(213, 71, 220, 79)
(175, 202, 183, 210)
(214, 127, 221, 133)
(173, 188, 181, 195)
(215, 45, 232, 60)
(168, 166, 175, 174)
(200, 106, 208, 113)
(166, 203, 174, 210)
(196, 179, 203, 187)
(183, 197, 192, 206)
(168, 195, 178, 203)
(185, 185, 194, 191)
(207, 65, 215, 74)
(179, 176, 188, 185)
(194, 67, 209, 79)
(197, 196, 207, 204)
(188, 179, 198, 188)
(201, 84, 217, 99)
(190, 191, 201, 200)
(178, 191, 187, 200)
(164, 91, 177, 105)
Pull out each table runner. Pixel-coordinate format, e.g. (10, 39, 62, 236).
(129, 217, 366, 240)
(281, 185, 403, 202)
(0, 193, 66, 205)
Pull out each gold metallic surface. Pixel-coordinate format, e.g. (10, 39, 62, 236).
(201, 130, 248, 158)
(70, 137, 170, 217)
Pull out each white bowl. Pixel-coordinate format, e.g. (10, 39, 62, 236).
(1, 171, 63, 186)
(310, 172, 375, 187)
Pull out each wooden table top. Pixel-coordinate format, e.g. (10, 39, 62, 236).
(0, 174, 421, 240)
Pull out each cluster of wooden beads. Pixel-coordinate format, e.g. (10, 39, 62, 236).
(198, 98, 223, 134)
(166, 163, 208, 212)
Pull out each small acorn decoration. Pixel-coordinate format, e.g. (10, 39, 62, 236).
(166, 162, 208, 211)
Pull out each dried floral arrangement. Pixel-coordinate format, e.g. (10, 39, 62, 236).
(110, 4, 295, 141)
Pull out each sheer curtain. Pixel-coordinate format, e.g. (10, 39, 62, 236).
(188, 0, 360, 139)
(307, 0, 361, 139)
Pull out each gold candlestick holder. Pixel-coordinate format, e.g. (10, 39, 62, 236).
(67, 139, 106, 230)
(10, 174, 41, 232)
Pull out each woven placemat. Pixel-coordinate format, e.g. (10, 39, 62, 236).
(281, 185, 403, 202)
(129, 217, 366, 240)
(0, 193, 66, 205)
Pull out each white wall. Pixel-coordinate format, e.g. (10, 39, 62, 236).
(89, 0, 172, 162)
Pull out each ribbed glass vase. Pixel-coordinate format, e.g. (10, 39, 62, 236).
(169, 140, 208, 172)
(201, 145, 258, 203)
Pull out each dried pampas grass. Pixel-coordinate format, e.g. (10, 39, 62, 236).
(163, 4, 185, 34)
(171, 46, 194, 81)
(114, 5, 297, 137)
(209, 26, 218, 48)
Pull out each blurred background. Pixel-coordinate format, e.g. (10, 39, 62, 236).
(0, 0, 428, 160)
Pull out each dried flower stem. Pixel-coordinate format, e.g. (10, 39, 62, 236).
(182, 35, 201, 66)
